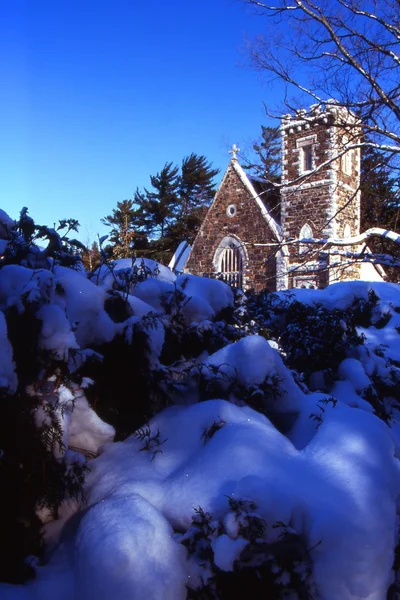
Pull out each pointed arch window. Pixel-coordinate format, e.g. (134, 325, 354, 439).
(341, 136, 352, 175)
(343, 223, 351, 239)
(213, 236, 246, 288)
(299, 223, 313, 254)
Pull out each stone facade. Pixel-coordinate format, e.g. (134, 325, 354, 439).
(279, 104, 362, 288)
(186, 104, 375, 291)
(185, 161, 279, 291)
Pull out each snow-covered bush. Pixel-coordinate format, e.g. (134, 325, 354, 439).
(0, 211, 111, 583)
(180, 502, 316, 599)
(1, 208, 400, 599)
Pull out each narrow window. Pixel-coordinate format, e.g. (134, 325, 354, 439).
(341, 136, 352, 175)
(299, 223, 313, 254)
(302, 145, 313, 172)
(343, 223, 351, 239)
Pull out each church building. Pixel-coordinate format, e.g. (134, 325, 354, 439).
(185, 104, 382, 291)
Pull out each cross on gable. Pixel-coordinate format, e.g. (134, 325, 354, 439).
(229, 144, 240, 160)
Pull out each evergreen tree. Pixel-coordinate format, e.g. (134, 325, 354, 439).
(361, 145, 398, 233)
(167, 153, 219, 246)
(81, 241, 101, 271)
(240, 123, 282, 224)
(133, 163, 180, 239)
(101, 199, 144, 258)
(360, 144, 399, 278)
(243, 125, 281, 183)
(179, 153, 220, 218)
(103, 154, 219, 264)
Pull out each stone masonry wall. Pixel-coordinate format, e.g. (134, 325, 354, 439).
(280, 107, 361, 288)
(185, 163, 278, 291)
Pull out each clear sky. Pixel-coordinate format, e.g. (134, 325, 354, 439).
(0, 0, 282, 244)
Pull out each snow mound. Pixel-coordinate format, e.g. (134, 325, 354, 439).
(93, 258, 176, 291)
(176, 274, 234, 316)
(206, 335, 276, 387)
(22, 397, 400, 600)
(54, 266, 116, 347)
(1, 252, 400, 600)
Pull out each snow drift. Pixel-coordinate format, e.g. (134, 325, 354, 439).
(0, 209, 400, 600)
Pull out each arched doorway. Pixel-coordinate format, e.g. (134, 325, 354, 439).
(213, 236, 246, 288)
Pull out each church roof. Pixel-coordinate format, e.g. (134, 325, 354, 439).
(230, 159, 282, 241)
(249, 176, 281, 225)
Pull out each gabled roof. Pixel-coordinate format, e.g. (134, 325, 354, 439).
(249, 175, 281, 225)
(229, 159, 282, 241)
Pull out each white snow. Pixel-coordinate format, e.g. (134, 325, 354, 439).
(68, 389, 115, 455)
(94, 257, 176, 291)
(24, 396, 400, 600)
(206, 335, 276, 387)
(1, 259, 400, 600)
(133, 278, 175, 313)
(168, 241, 191, 273)
(37, 304, 79, 361)
(211, 535, 248, 571)
(54, 266, 116, 347)
(0, 265, 54, 312)
(176, 274, 234, 316)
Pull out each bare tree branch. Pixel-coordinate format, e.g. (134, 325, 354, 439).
(239, 0, 400, 282)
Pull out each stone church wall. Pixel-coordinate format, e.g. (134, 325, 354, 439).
(186, 105, 366, 291)
(185, 164, 278, 291)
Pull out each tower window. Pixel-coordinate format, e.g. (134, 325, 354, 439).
(302, 145, 313, 172)
(340, 135, 352, 175)
(299, 223, 313, 254)
(342, 150, 352, 175)
(343, 223, 351, 238)
(295, 135, 317, 175)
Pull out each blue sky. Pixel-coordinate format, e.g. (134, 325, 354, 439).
(0, 0, 282, 244)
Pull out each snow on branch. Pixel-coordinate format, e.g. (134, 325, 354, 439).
(294, 228, 400, 248)
(243, 228, 400, 269)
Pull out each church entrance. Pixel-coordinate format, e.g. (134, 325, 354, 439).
(213, 236, 246, 288)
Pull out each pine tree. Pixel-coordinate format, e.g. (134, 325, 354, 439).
(167, 153, 220, 245)
(361, 145, 398, 233)
(81, 241, 101, 271)
(360, 144, 399, 278)
(179, 153, 220, 219)
(133, 163, 180, 239)
(101, 199, 142, 258)
(243, 125, 281, 183)
(103, 154, 219, 264)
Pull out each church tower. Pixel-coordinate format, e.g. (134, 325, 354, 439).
(279, 104, 361, 287)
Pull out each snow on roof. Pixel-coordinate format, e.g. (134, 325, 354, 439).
(232, 159, 282, 240)
(168, 241, 191, 272)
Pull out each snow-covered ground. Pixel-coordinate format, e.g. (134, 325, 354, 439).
(0, 219, 400, 599)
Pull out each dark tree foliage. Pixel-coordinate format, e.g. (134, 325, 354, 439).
(179, 154, 220, 217)
(1, 208, 85, 270)
(101, 199, 148, 259)
(360, 144, 400, 280)
(242, 124, 281, 183)
(167, 153, 220, 245)
(134, 162, 180, 240)
(0, 209, 88, 584)
(103, 154, 219, 264)
(182, 503, 316, 599)
(81, 240, 101, 271)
